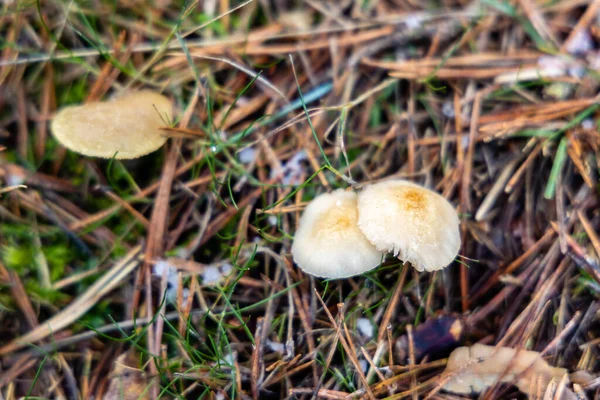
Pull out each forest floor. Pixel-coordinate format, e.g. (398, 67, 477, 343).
(0, 0, 600, 399)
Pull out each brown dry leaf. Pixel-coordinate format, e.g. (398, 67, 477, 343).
(442, 344, 568, 396)
(102, 351, 150, 400)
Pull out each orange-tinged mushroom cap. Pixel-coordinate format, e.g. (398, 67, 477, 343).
(357, 180, 460, 272)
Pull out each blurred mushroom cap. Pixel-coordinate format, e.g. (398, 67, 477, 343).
(51, 90, 173, 159)
(357, 180, 460, 272)
(291, 189, 384, 278)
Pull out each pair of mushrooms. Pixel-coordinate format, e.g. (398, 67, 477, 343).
(291, 181, 460, 278)
(50, 92, 460, 279)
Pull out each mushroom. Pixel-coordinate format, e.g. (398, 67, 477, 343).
(356, 179, 460, 272)
(291, 189, 384, 278)
(51, 90, 173, 159)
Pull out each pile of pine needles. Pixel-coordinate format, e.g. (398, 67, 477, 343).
(0, 0, 599, 399)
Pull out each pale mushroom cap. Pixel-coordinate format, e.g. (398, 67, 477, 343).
(356, 180, 460, 272)
(51, 90, 173, 159)
(291, 189, 384, 279)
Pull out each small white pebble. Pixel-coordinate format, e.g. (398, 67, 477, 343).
(152, 260, 170, 276)
(461, 135, 470, 149)
(285, 339, 295, 358)
(238, 147, 257, 164)
(568, 65, 586, 78)
(153, 260, 180, 300)
(405, 14, 422, 30)
(153, 260, 178, 286)
(442, 101, 455, 118)
(221, 262, 233, 275)
(538, 56, 567, 77)
(282, 172, 302, 185)
(266, 340, 286, 354)
(269, 166, 284, 181)
(221, 351, 237, 366)
(180, 288, 190, 308)
(357, 318, 374, 339)
(202, 266, 223, 285)
(201, 263, 232, 285)
(566, 30, 594, 55)
(236, 96, 249, 106)
(379, 366, 391, 374)
(359, 359, 368, 374)
(290, 150, 308, 164)
(270, 150, 308, 185)
(281, 150, 308, 186)
(268, 215, 278, 226)
(581, 118, 594, 130)
(5, 173, 25, 187)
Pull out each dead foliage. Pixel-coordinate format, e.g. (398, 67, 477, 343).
(0, 0, 599, 399)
